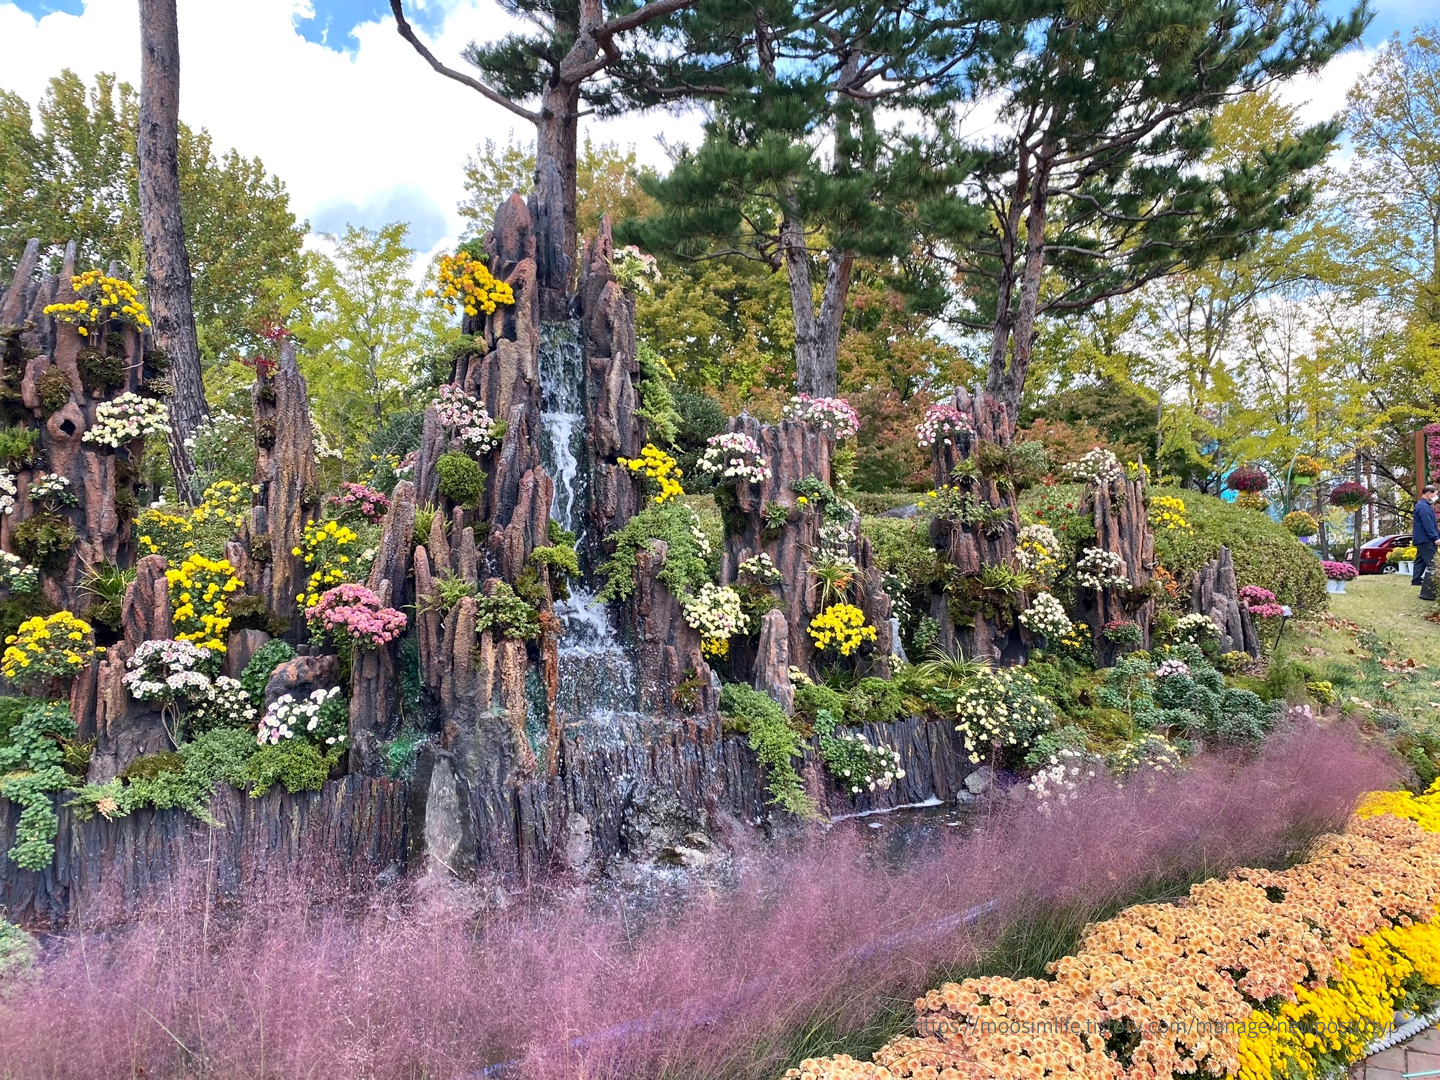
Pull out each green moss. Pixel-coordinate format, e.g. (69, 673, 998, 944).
(437, 451, 486, 507)
(861, 516, 945, 587)
(119, 751, 185, 781)
(13, 513, 76, 573)
(77, 348, 127, 392)
(0, 592, 55, 643)
(36, 367, 72, 415)
(719, 683, 818, 819)
(793, 682, 846, 724)
(598, 502, 716, 603)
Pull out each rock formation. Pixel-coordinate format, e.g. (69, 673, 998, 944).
(1192, 545, 1260, 657)
(1076, 475, 1158, 665)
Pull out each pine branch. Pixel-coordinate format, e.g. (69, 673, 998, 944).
(390, 0, 540, 124)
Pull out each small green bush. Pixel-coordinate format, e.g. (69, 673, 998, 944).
(436, 451, 486, 507)
(0, 425, 37, 467)
(861, 516, 946, 587)
(119, 751, 185, 782)
(793, 682, 846, 724)
(719, 683, 817, 819)
(77, 348, 127, 393)
(240, 638, 296, 707)
(13, 513, 77, 574)
(244, 740, 341, 797)
(0, 918, 38, 979)
(36, 368, 72, 414)
(1149, 487, 1326, 615)
(599, 502, 716, 602)
(846, 677, 906, 726)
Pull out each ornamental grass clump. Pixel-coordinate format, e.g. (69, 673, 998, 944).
(0, 722, 1389, 1080)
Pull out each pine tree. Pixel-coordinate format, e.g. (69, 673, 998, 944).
(937, 0, 1368, 416)
(390, 0, 698, 315)
(626, 0, 994, 397)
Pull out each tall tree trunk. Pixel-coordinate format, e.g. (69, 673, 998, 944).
(780, 215, 853, 398)
(988, 148, 1050, 416)
(533, 83, 581, 320)
(137, 0, 206, 502)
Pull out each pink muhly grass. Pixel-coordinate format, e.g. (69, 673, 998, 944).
(0, 720, 1395, 1080)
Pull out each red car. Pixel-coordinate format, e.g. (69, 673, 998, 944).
(1358, 533, 1412, 575)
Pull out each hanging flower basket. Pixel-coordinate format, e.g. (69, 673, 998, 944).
(1282, 511, 1318, 537)
(1226, 465, 1269, 493)
(1291, 454, 1322, 482)
(1330, 481, 1371, 510)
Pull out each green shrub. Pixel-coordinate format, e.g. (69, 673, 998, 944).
(244, 740, 341, 797)
(240, 639, 296, 707)
(36, 367, 72, 414)
(12, 513, 76, 573)
(598, 502, 716, 602)
(0, 425, 37, 467)
(77, 348, 127, 393)
(719, 682, 817, 819)
(793, 682, 847, 724)
(475, 582, 541, 640)
(852, 493, 922, 515)
(846, 677, 906, 726)
(436, 451, 486, 507)
(636, 341, 682, 447)
(1149, 487, 1326, 615)
(861, 516, 945, 587)
(0, 702, 76, 870)
(119, 751, 185, 782)
(413, 504, 445, 547)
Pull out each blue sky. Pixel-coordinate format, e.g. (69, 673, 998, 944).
(1326, 0, 1440, 41)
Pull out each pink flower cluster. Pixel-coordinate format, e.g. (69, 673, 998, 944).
(329, 482, 389, 523)
(306, 584, 407, 648)
(1225, 465, 1269, 493)
(783, 395, 859, 440)
(1330, 480, 1371, 508)
(1241, 586, 1285, 618)
(1322, 560, 1359, 581)
(1427, 423, 1440, 471)
(915, 403, 973, 448)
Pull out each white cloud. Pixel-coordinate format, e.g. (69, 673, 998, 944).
(1274, 44, 1377, 129)
(0, 0, 704, 262)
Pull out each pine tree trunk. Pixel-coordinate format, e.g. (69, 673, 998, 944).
(137, 0, 206, 502)
(781, 218, 850, 398)
(532, 83, 581, 320)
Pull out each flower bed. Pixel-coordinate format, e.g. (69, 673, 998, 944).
(787, 782, 1440, 1080)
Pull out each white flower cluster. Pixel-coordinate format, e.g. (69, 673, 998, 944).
(1110, 733, 1183, 778)
(954, 667, 1053, 764)
(1015, 523, 1060, 576)
(685, 506, 712, 557)
(258, 686, 344, 747)
(433, 384, 503, 454)
(610, 246, 661, 294)
(1172, 612, 1220, 645)
(1063, 447, 1125, 487)
(122, 638, 216, 702)
(0, 552, 38, 594)
(28, 472, 75, 507)
(82, 393, 169, 447)
(737, 552, 782, 585)
(1075, 547, 1130, 591)
(1154, 659, 1191, 679)
(829, 731, 905, 795)
(817, 520, 855, 559)
(187, 676, 258, 733)
(1019, 592, 1073, 640)
(0, 472, 15, 516)
(697, 432, 771, 485)
(680, 583, 748, 644)
(1028, 747, 1104, 810)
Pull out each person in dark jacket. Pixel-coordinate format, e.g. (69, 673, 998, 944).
(1413, 484, 1440, 587)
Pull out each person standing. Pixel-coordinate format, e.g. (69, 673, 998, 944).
(1412, 484, 1440, 587)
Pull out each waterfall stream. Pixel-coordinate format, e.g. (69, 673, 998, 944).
(538, 321, 647, 739)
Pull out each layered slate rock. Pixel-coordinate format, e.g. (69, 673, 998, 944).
(238, 339, 319, 640)
(0, 241, 154, 614)
(1192, 544, 1260, 657)
(1076, 475, 1158, 666)
(927, 389, 1025, 663)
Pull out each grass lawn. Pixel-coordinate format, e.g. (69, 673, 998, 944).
(1275, 573, 1440, 764)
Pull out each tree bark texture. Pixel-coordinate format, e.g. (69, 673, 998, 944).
(137, 0, 206, 501)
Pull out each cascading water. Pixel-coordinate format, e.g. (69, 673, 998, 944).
(539, 321, 648, 740)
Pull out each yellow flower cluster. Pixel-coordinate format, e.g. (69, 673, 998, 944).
(293, 518, 361, 609)
(808, 603, 878, 656)
(1147, 494, 1190, 531)
(166, 554, 242, 652)
(618, 443, 684, 504)
(1237, 490, 1270, 512)
(42, 269, 152, 336)
(2, 612, 95, 682)
(701, 636, 730, 659)
(137, 482, 255, 562)
(787, 784, 1440, 1080)
(429, 252, 516, 318)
